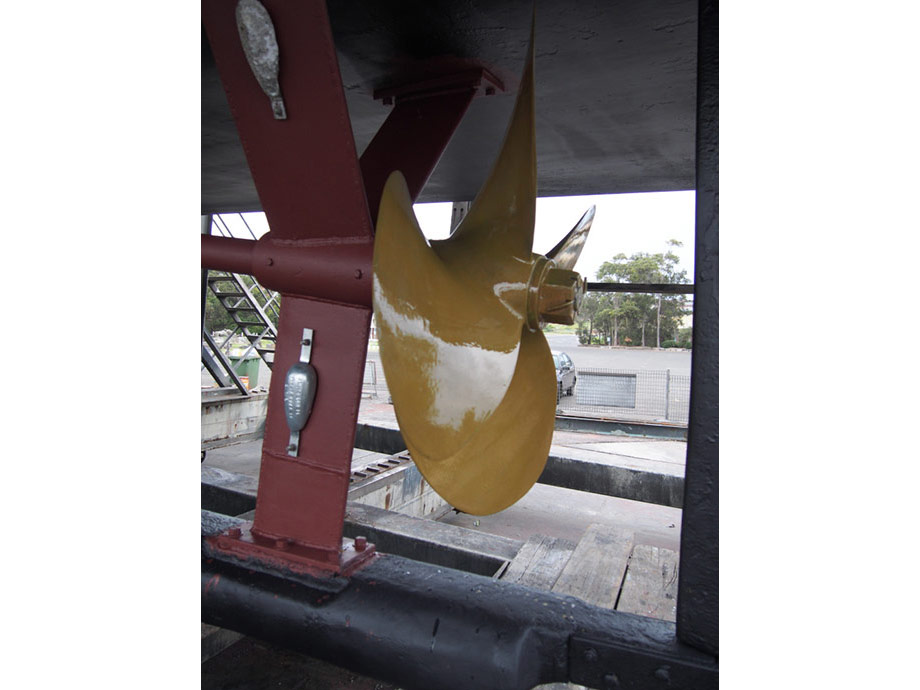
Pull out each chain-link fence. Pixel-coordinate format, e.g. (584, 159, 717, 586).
(363, 361, 690, 425)
(557, 367, 690, 424)
(363, 360, 382, 399)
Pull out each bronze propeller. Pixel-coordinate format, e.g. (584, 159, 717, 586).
(373, 24, 595, 515)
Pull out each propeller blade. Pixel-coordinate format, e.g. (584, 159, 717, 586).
(373, 172, 525, 462)
(546, 205, 596, 271)
(373, 16, 583, 515)
(442, 21, 537, 266)
(404, 326, 556, 515)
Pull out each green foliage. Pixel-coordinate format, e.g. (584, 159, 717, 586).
(204, 290, 237, 332)
(662, 340, 679, 348)
(542, 323, 577, 334)
(576, 241, 691, 347)
(203, 273, 281, 335)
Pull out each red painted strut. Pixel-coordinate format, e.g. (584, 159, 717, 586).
(202, 0, 496, 575)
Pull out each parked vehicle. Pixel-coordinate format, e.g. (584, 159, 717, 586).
(552, 351, 576, 402)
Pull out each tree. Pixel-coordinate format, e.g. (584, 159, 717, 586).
(202, 273, 281, 334)
(578, 240, 690, 347)
(577, 292, 604, 344)
(204, 289, 237, 332)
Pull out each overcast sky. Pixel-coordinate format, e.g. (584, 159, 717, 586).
(222, 190, 696, 283)
(414, 191, 696, 282)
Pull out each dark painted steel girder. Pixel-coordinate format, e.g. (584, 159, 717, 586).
(676, 0, 719, 658)
(202, 512, 717, 690)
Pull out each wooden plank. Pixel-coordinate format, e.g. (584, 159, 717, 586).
(502, 535, 576, 590)
(540, 526, 634, 690)
(344, 503, 522, 561)
(616, 544, 679, 622)
(502, 535, 543, 582)
(341, 502, 522, 577)
(552, 524, 634, 609)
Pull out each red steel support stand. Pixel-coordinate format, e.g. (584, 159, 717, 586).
(201, 0, 497, 576)
(361, 68, 502, 221)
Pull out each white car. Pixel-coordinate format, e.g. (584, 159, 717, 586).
(552, 351, 576, 402)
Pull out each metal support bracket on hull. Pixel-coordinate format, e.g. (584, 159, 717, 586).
(201, 0, 500, 575)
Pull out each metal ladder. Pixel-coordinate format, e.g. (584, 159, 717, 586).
(202, 214, 280, 391)
(207, 270, 279, 367)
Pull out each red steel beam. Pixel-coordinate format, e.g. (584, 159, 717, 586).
(360, 88, 477, 224)
(202, 0, 374, 574)
(200, 235, 254, 276)
(201, 0, 489, 575)
(202, 0, 372, 243)
(201, 234, 372, 307)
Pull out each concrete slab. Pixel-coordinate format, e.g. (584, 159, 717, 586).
(548, 443, 683, 478)
(439, 483, 682, 552)
(567, 440, 687, 466)
(202, 396, 685, 554)
(203, 438, 392, 479)
(202, 439, 262, 477)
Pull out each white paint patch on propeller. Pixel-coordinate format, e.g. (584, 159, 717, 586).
(492, 281, 528, 319)
(374, 277, 520, 431)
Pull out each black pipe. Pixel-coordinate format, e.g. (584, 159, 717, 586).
(586, 282, 693, 294)
(202, 512, 716, 690)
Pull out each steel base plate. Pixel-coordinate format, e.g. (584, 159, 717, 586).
(205, 521, 377, 579)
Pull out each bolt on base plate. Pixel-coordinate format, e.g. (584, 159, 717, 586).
(206, 521, 377, 578)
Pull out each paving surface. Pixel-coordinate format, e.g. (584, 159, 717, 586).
(203, 396, 686, 551)
(202, 438, 388, 478)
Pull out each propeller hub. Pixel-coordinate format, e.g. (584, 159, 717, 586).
(526, 257, 585, 330)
